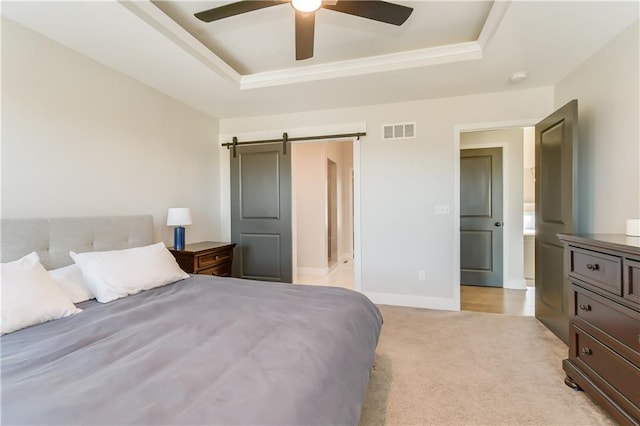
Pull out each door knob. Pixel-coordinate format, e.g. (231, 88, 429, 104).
(494, 222, 503, 227)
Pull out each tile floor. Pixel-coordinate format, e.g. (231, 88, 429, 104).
(295, 259, 354, 289)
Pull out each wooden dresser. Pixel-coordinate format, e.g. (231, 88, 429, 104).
(558, 234, 640, 425)
(169, 241, 236, 277)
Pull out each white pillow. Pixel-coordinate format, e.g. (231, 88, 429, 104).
(70, 242, 189, 303)
(1, 252, 81, 334)
(49, 264, 94, 303)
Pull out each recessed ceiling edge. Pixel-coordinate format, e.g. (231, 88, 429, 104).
(126, 0, 510, 91)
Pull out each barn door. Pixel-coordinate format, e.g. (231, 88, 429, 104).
(230, 143, 292, 282)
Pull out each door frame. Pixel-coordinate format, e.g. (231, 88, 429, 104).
(453, 119, 538, 309)
(219, 123, 365, 292)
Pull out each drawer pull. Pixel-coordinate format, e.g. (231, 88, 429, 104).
(586, 263, 600, 271)
(581, 348, 592, 356)
(579, 304, 592, 312)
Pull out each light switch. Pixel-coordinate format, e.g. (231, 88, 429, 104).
(434, 204, 450, 215)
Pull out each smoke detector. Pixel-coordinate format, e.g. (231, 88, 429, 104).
(509, 71, 528, 84)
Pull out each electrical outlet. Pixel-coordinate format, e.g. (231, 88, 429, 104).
(418, 270, 426, 281)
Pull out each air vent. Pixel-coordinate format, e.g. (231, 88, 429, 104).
(382, 122, 416, 140)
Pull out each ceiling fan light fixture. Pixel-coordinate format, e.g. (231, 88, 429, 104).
(291, 0, 322, 13)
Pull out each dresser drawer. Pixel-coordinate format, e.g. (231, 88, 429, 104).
(625, 258, 640, 304)
(573, 326, 640, 408)
(569, 246, 622, 295)
(574, 289, 640, 356)
(197, 250, 232, 269)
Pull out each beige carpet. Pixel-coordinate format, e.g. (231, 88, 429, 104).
(359, 305, 614, 426)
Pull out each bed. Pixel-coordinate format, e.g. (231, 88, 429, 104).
(1, 216, 382, 425)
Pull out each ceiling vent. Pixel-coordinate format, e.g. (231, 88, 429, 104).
(383, 122, 416, 140)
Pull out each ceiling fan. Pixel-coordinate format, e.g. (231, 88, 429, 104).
(194, 0, 414, 60)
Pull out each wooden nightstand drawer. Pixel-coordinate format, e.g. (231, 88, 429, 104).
(198, 250, 231, 269)
(569, 246, 622, 295)
(169, 241, 236, 277)
(199, 263, 232, 277)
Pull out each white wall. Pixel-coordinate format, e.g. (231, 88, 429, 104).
(460, 128, 527, 290)
(1, 18, 221, 244)
(220, 87, 553, 309)
(554, 20, 640, 233)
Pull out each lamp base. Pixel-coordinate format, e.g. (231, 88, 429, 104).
(174, 226, 186, 250)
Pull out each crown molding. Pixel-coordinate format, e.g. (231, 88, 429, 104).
(240, 41, 483, 89)
(118, 0, 241, 86)
(122, 0, 510, 91)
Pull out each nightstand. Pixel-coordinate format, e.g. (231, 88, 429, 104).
(169, 241, 236, 277)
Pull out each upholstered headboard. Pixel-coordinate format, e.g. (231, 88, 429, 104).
(1, 216, 153, 270)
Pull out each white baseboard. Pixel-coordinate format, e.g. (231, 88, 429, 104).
(297, 267, 328, 276)
(504, 278, 528, 290)
(363, 292, 459, 311)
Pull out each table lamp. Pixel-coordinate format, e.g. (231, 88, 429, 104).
(167, 208, 192, 250)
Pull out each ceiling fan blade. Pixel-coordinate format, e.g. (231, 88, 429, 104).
(295, 11, 315, 60)
(195, 1, 288, 23)
(322, 0, 413, 26)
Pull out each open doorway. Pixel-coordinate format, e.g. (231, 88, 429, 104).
(293, 140, 354, 289)
(458, 127, 535, 316)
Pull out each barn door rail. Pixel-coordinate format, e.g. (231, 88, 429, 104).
(222, 131, 366, 158)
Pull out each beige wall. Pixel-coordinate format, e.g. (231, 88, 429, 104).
(1, 18, 221, 244)
(554, 20, 640, 233)
(461, 128, 526, 290)
(294, 141, 353, 273)
(522, 127, 535, 204)
(220, 87, 553, 309)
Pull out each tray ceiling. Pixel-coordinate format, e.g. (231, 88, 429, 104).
(2, 1, 638, 118)
(152, 1, 494, 75)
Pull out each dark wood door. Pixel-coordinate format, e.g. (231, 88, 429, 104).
(460, 147, 504, 287)
(230, 143, 292, 282)
(535, 100, 578, 344)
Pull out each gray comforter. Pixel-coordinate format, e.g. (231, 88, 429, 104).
(1, 276, 382, 425)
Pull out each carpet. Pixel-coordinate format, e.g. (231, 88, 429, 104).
(358, 305, 614, 425)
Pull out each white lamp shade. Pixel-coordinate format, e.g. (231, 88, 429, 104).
(167, 208, 193, 226)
